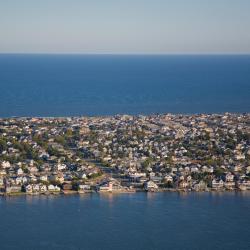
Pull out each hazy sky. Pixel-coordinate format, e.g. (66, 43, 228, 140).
(0, 0, 250, 54)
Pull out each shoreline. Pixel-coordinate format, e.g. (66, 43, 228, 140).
(1, 189, 249, 198)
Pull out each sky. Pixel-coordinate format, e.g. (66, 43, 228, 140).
(0, 0, 250, 54)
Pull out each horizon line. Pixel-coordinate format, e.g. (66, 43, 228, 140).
(0, 52, 250, 56)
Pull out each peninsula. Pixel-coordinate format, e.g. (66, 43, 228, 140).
(1, 113, 250, 196)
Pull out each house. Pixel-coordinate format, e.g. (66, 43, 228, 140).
(225, 173, 234, 182)
(98, 178, 125, 192)
(144, 180, 158, 192)
(150, 176, 163, 183)
(1, 161, 11, 169)
(62, 183, 72, 190)
(17, 168, 24, 176)
(39, 175, 48, 182)
(55, 185, 61, 191)
(15, 177, 23, 185)
(48, 184, 60, 192)
(129, 172, 146, 179)
(25, 184, 33, 193)
(0, 169, 7, 176)
(230, 165, 242, 172)
(224, 181, 235, 190)
(39, 184, 47, 192)
(178, 180, 189, 189)
(78, 172, 87, 179)
(246, 166, 250, 174)
(49, 173, 64, 183)
(29, 175, 37, 182)
(212, 179, 224, 189)
(109, 179, 126, 192)
(235, 154, 245, 160)
(99, 182, 112, 192)
(22, 176, 28, 183)
(164, 175, 173, 183)
(29, 166, 38, 173)
(48, 184, 56, 192)
(56, 163, 67, 171)
(6, 185, 22, 193)
(237, 180, 250, 190)
(33, 184, 40, 192)
(192, 181, 208, 191)
(178, 175, 184, 181)
(79, 184, 91, 192)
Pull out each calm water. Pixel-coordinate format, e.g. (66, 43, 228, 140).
(0, 54, 250, 117)
(0, 192, 250, 250)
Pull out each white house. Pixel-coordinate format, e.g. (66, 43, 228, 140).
(144, 180, 158, 191)
(17, 168, 24, 176)
(164, 175, 173, 183)
(39, 184, 47, 192)
(212, 179, 224, 189)
(25, 184, 33, 193)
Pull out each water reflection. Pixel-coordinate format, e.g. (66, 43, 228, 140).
(145, 191, 159, 201)
(1, 191, 250, 205)
(78, 193, 93, 201)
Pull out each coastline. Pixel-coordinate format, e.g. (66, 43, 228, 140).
(1, 188, 249, 198)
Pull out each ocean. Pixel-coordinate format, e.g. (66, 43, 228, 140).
(1, 192, 250, 250)
(0, 54, 250, 117)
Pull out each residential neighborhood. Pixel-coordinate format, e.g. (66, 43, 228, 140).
(1, 113, 250, 196)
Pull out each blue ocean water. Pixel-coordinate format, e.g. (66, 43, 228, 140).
(0, 192, 250, 250)
(0, 54, 250, 117)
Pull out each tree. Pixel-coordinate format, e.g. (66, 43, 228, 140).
(0, 138, 7, 152)
(72, 180, 79, 191)
(142, 158, 153, 169)
(214, 168, 225, 178)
